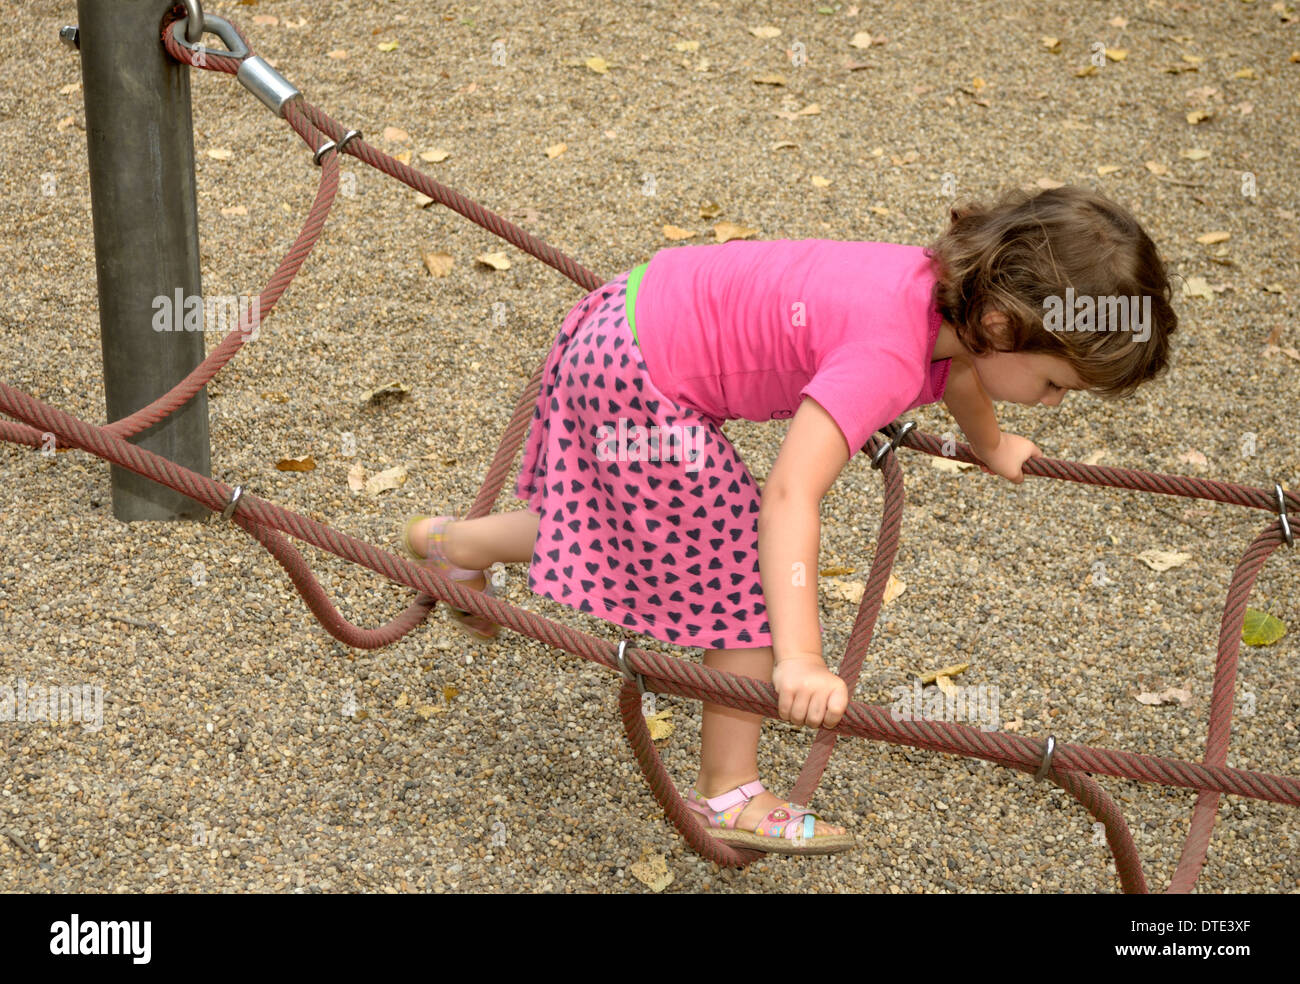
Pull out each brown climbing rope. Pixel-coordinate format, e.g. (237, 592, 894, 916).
(1, 3, 1295, 891)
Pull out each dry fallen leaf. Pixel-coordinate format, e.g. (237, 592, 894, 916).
(752, 73, 787, 85)
(1082, 450, 1107, 465)
(1106, 48, 1128, 61)
(1136, 687, 1192, 706)
(1041, 37, 1061, 52)
(206, 147, 233, 161)
(1144, 160, 1170, 176)
(1097, 164, 1123, 175)
(413, 193, 435, 208)
(629, 850, 673, 892)
(545, 142, 567, 158)
(1177, 450, 1209, 469)
(253, 14, 278, 26)
(698, 200, 722, 219)
(475, 251, 512, 270)
(382, 126, 410, 143)
(645, 709, 674, 741)
(931, 457, 977, 473)
(1186, 110, 1212, 125)
(935, 674, 959, 698)
(1136, 549, 1192, 572)
(1196, 231, 1231, 245)
(919, 663, 970, 685)
(275, 455, 316, 472)
(883, 573, 906, 605)
(364, 465, 408, 497)
(771, 140, 799, 151)
(1182, 276, 1214, 299)
(1180, 148, 1211, 160)
(363, 382, 411, 405)
(662, 225, 696, 240)
(1035, 178, 1064, 190)
(825, 579, 865, 604)
(673, 41, 700, 52)
(849, 31, 874, 48)
(347, 463, 366, 493)
(714, 221, 759, 242)
(750, 26, 782, 39)
(419, 148, 451, 163)
(393, 150, 412, 165)
(377, 40, 399, 52)
(585, 56, 609, 73)
(327, 49, 348, 60)
(220, 205, 248, 216)
(422, 250, 454, 277)
(811, 175, 831, 188)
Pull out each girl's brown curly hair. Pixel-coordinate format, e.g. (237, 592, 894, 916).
(925, 185, 1178, 399)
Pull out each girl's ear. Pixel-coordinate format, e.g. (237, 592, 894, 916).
(981, 310, 1013, 350)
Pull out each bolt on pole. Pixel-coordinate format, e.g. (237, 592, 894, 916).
(75, 0, 211, 521)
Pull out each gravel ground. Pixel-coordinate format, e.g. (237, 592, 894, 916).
(1, 0, 1297, 894)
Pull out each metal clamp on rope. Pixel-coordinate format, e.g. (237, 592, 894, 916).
(169, 12, 303, 119)
(312, 140, 336, 166)
(221, 485, 244, 521)
(870, 420, 916, 470)
(616, 639, 646, 694)
(1275, 483, 1295, 548)
(1033, 735, 1057, 781)
(337, 129, 363, 153)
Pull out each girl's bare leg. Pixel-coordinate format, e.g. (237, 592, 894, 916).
(695, 645, 845, 836)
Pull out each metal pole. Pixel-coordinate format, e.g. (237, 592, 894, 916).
(74, 0, 211, 521)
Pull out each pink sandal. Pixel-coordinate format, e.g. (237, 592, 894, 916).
(684, 780, 854, 856)
(401, 514, 500, 642)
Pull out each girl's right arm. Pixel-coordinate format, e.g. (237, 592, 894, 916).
(758, 396, 852, 729)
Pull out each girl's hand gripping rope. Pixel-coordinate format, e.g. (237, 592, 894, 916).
(973, 431, 1043, 485)
(772, 652, 849, 730)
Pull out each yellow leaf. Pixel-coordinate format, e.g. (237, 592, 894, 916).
(1097, 164, 1122, 175)
(1036, 177, 1064, 189)
(1183, 275, 1213, 299)
(869, 205, 890, 215)
(1196, 231, 1231, 244)
(714, 221, 759, 242)
(585, 56, 609, 73)
(698, 200, 722, 218)
(1232, 67, 1257, 79)
(545, 142, 567, 158)
(419, 148, 451, 163)
(395, 692, 409, 708)
(919, 663, 970, 685)
(1182, 54, 1203, 64)
(364, 465, 408, 497)
(811, 175, 831, 188)
(1186, 109, 1211, 124)
(206, 147, 233, 161)
(382, 126, 411, 143)
(673, 41, 700, 52)
(1074, 64, 1098, 77)
(475, 251, 512, 270)
(645, 709, 674, 741)
(750, 26, 782, 39)
(1106, 48, 1128, 61)
(1180, 148, 1211, 160)
(935, 674, 959, 698)
(824, 579, 865, 604)
(327, 49, 348, 60)
(220, 205, 248, 216)
(414, 704, 444, 719)
(752, 73, 787, 85)
(849, 31, 874, 48)
(422, 251, 454, 277)
(377, 40, 399, 52)
(443, 685, 459, 702)
(819, 566, 856, 577)
(1145, 160, 1170, 175)
(662, 225, 696, 240)
(275, 455, 316, 472)
(1041, 37, 1061, 52)
(394, 150, 412, 165)
(771, 140, 799, 151)
(1242, 608, 1287, 645)
(414, 193, 435, 208)
(931, 456, 977, 473)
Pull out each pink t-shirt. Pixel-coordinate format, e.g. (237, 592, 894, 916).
(632, 239, 951, 455)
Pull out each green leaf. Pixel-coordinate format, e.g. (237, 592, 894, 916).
(1241, 608, 1287, 646)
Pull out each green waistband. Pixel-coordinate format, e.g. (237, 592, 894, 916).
(625, 261, 649, 346)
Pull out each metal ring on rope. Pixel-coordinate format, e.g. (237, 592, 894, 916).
(616, 639, 646, 694)
(1274, 483, 1294, 548)
(1034, 735, 1057, 781)
(221, 485, 244, 520)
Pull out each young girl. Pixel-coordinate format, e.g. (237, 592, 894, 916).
(402, 185, 1177, 855)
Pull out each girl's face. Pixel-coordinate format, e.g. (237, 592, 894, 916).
(969, 311, 1085, 407)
